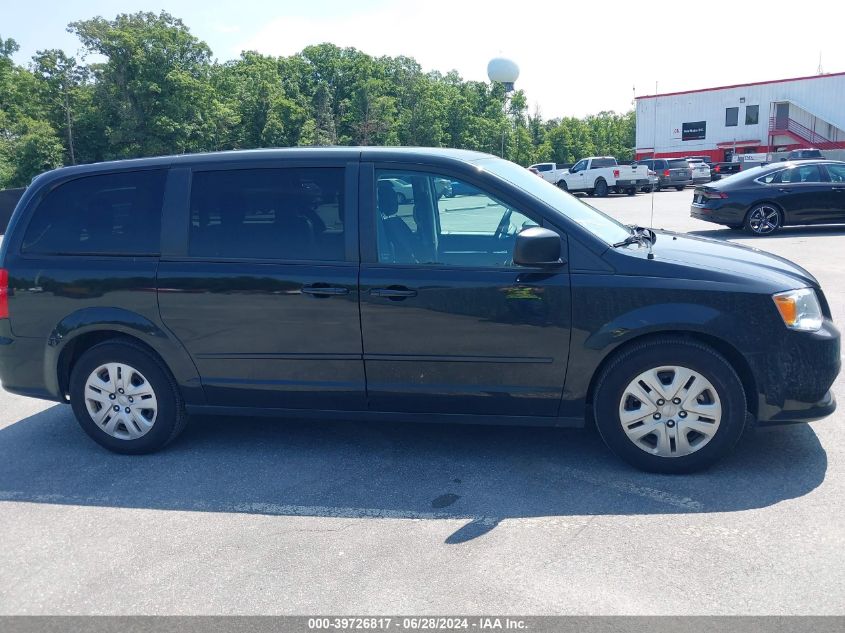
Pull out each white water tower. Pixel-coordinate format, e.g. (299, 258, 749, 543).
(487, 57, 519, 93)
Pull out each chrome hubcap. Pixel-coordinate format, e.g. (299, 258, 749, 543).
(748, 206, 779, 234)
(619, 365, 722, 458)
(84, 363, 158, 440)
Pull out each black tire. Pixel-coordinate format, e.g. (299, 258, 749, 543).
(557, 180, 568, 192)
(675, 185, 685, 191)
(627, 187, 636, 196)
(654, 184, 662, 192)
(69, 338, 187, 454)
(592, 338, 747, 473)
(594, 179, 608, 197)
(641, 186, 653, 193)
(743, 203, 782, 236)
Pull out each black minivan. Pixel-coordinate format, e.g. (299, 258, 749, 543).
(0, 148, 839, 472)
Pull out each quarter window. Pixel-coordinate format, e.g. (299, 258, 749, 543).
(375, 170, 538, 268)
(725, 107, 738, 127)
(22, 170, 166, 256)
(189, 168, 345, 261)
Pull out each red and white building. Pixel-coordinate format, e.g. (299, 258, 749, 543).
(635, 71, 845, 163)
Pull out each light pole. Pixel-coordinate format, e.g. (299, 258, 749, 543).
(487, 57, 519, 158)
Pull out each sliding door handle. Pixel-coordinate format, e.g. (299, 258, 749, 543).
(301, 285, 350, 297)
(370, 287, 417, 299)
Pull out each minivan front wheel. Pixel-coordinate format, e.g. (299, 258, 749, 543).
(69, 339, 187, 454)
(593, 339, 746, 473)
(744, 204, 782, 235)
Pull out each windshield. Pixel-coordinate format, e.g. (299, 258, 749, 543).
(475, 157, 631, 245)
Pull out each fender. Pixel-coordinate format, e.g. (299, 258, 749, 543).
(559, 301, 748, 418)
(44, 306, 206, 405)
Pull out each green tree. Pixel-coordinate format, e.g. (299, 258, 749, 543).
(68, 11, 223, 157)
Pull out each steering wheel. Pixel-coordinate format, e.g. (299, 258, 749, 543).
(493, 208, 514, 240)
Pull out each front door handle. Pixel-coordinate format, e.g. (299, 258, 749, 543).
(778, 188, 791, 193)
(301, 285, 350, 297)
(833, 186, 845, 191)
(370, 287, 417, 299)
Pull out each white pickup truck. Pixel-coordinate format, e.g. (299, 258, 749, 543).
(530, 157, 651, 196)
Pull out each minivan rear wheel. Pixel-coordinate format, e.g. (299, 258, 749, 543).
(69, 339, 187, 454)
(592, 338, 746, 473)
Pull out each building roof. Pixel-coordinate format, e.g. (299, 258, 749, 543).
(635, 70, 845, 100)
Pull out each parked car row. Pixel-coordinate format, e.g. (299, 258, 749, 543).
(530, 157, 651, 196)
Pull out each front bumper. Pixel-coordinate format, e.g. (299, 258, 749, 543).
(750, 320, 841, 426)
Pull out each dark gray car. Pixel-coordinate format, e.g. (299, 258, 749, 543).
(637, 158, 694, 191)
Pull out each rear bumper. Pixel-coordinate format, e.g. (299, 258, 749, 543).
(690, 203, 745, 225)
(616, 178, 649, 188)
(0, 325, 56, 401)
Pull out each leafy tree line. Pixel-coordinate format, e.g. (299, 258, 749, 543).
(0, 11, 635, 188)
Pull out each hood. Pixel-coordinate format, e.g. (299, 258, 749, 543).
(618, 231, 819, 291)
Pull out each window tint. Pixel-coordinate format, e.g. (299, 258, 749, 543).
(22, 170, 165, 256)
(535, 164, 552, 172)
(826, 164, 845, 182)
(726, 107, 738, 127)
(572, 160, 588, 172)
(782, 165, 823, 183)
(668, 159, 690, 169)
(745, 105, 759, 125)
(590, 158, 616, 168)
(376, 170, 538, 268)
(189, 168, 345, 261)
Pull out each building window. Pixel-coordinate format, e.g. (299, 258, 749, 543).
(725, 107, 738, 127)
(745, 105, 759, 125)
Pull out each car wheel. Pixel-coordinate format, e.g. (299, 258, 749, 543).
(744, 204, 782, 236)
(675, 185, 685, 191)
(641, 186, 652, 193)
(396, 193, 407, 204)
(627, 187, 636, 196)
(593, 338, 746, 473)
(69, 338, 187, 454)
(594, 179, 608, 197)
(557, 180, 568, 192)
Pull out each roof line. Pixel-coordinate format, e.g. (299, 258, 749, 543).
(635, 70, 845, 100)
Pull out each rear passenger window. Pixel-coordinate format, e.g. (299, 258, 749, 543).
(22, 170, 165, 256)
(189, 168, 345, 261)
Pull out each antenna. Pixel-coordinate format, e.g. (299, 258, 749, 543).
(817, 51, 823, 75)
(647, 80, 657, 260)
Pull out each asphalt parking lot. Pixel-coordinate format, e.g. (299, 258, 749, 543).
(0, 188, 843, 615)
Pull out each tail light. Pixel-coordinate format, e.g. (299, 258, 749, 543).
(613, 169, 620, 178)
(714, 165, 721, 173)
(663, 169, 670, 177)
(0, 269, 8, 319)
(702, 191, 729, 200)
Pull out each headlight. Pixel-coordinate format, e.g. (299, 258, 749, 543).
(772, 288, 823, 332)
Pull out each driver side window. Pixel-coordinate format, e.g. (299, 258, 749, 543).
(375, 170, 538, 268)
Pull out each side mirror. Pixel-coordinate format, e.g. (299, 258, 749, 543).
(513, 227, 564, 267)
(569, 166, 576, 173)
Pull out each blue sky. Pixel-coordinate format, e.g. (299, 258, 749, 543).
(4, 0, 844, 119)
